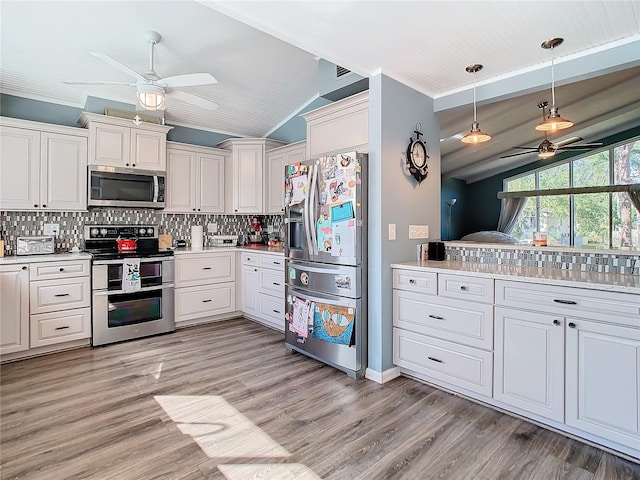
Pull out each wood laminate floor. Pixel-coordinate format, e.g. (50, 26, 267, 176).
(1, 318, 639, 480)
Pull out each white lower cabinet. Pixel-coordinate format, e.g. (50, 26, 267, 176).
(174, 252, 236, 327)
(240, 251, 285, 331)
(493, 307, 565, 422)
(566, 319, 640, 448)
(30, 308, 91, 348)
(393, 268, 640, 459)
(0, 264, 30, 355)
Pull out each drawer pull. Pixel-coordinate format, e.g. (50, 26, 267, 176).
(553, 319, 561, 326)
(54, 293, 70, 297)
(22, 266, 28, 271)
(460, 286, 468, 291)
(273, 261, 281, 265)
(202, 299, 212, 303)
(409, 279, 416, 284)
(428, 356, 444, 364)
(54, 326, 70, 331)
(273, 282, 280, 286)
(59, 268, 65, 272)
(428, 314, 444, 320)
(568, 322, 576, 328)
(272, 309, 281, 314)
(202, 267, 212, 270)
(553, 299, 577, 305)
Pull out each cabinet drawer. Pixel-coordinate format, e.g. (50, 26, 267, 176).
(30, 277, 90, 314)
(393, 290, 493, 350)
(241, 252, 260, 266)
(175, 282, 235, 322)
(30, 307, 91, 347)
(259, 254, 285, 271)
(438, 273, 494, 303)
(175, 253, 234, 286)
(258, 294, 285, 331)
(259, 268, 285, 296)
(495, 280, 640, 327)
(29, 259, 90, 281)
(393, 269, 437, 295)
(393, 328, 493, 397)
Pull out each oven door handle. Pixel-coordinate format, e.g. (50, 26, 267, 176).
(92, 283, 174, 296)
(93, 257, 174, 265)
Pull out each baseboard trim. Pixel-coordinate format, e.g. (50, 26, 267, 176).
(365, 366, 401, 384)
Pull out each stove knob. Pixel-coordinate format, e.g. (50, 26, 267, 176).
(100, 228, 108, 236)
(90, 228, 99, 237)
(139, 228, 146, 236)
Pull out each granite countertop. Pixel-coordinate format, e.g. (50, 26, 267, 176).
(391, 260, 640, 294)
(0, 252, 92, 265)
(172, 245, 284, 256)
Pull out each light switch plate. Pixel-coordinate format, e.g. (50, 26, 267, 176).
(389, 224, 396, 240)
(409, 225, 429, 239)
(43, 223, 60, 236)
(207, 223, 218, 234)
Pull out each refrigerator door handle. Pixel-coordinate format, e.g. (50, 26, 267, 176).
(303, 165, 313, 257)
(288, 287, 354, 307)
(309, 162, 318, 256)
(289, 262, 355, 275)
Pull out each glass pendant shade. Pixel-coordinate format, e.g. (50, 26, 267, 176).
(137, 84, 165, 110)
(535, 106, 574, 132)
(461, 121, 491, 144)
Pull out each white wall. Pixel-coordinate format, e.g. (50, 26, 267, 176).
(368, 74, 440, 373)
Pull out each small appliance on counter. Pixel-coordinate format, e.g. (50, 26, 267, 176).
(247, 216, 265, 244)
(16, 236, 55, 255)
(209, 235, 239, 247)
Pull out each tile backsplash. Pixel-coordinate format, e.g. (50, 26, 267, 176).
(445, 243, 640, 275)
(0, 210, 284, 255)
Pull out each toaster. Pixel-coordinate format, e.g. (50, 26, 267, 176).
(16, 236, 55, 255)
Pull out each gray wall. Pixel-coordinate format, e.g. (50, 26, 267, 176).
(368, 74, 440, 373)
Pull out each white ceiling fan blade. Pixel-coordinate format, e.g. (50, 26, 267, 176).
(90, 52, 146, 83)
(166, 90, 219, 110)
(63, 81, 136, 86)
(158, 73, 218, 88)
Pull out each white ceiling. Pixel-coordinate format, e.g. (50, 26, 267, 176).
(1, 1, 639, 182)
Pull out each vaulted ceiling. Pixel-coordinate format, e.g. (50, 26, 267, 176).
(1, 1, 639, 182)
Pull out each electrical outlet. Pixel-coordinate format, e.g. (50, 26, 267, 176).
(388, 224, 396, 240)
(207, 223, 218, 234)
(409, 225, 429, 239)
(44, 223, 60, 236)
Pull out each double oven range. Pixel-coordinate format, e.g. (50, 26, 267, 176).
(84, 225, 175, 346)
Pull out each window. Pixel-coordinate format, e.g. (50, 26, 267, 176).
(505, 137, 640, 249)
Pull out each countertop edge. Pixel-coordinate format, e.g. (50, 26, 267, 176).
(0, 252, 92, 265)
(391, 260, 640, 294)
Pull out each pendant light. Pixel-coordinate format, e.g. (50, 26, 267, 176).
(536, 37, 573, 132)
(461, 64, 491, 144)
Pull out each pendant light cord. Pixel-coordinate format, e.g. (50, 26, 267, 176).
(473, 77, 478, 122)
(550, 48, 556, 107)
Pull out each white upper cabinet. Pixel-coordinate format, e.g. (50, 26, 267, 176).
(166, 142, 226, 214)
(0, 118, 87, 211)
(266, 141, 306, 214)
(217, 138, 285, 214)
(79, 112, 172, 171)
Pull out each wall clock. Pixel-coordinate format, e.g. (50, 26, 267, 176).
(406, 123, 429, 184)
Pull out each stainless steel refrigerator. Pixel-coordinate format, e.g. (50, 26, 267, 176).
(284, 151, 367, 379)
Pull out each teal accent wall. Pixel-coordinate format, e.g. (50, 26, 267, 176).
(169, 125, 235, 148)
(318, 59, 368, 101)
(458, 125, 640, 235)
(441, 177, 467, 240)
(0, 94, 82, 126)
(267, 96, 332, 143)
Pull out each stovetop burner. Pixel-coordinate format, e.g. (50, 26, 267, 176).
(87, 249, 175, 261)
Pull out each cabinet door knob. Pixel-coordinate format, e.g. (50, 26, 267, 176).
(125, 163, 130, 167)
(568, 322, 576, 328)
(34, 204, 38, 208)
(553, 319, 560, 326)
(21, 266, 28, 270)
(42, 204, 46, 208)
(193, 208, 196, 211)
(59, 267, 65, 272)
(409, 279, 416, 284)
(254, 268, 258, 272)
(132, 164, 136, 167)
(460, 285, 468, 291)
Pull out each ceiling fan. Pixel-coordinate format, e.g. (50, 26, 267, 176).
(501, 102, 603, 160)
(64, 31, 219, 111)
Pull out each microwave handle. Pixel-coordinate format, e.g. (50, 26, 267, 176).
(153, 176, 159, 203)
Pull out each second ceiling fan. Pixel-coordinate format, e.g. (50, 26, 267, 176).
(501, 102, 603, 160)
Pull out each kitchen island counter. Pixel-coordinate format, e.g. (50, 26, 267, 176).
(391, 260, 640, 294)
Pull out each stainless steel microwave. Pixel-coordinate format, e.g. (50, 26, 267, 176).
(88, 165, 166, 209)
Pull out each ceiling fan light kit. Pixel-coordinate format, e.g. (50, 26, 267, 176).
(536, 37, 574, 132)
(137, 83, 165, 110)
(461, 64, 491, 144)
